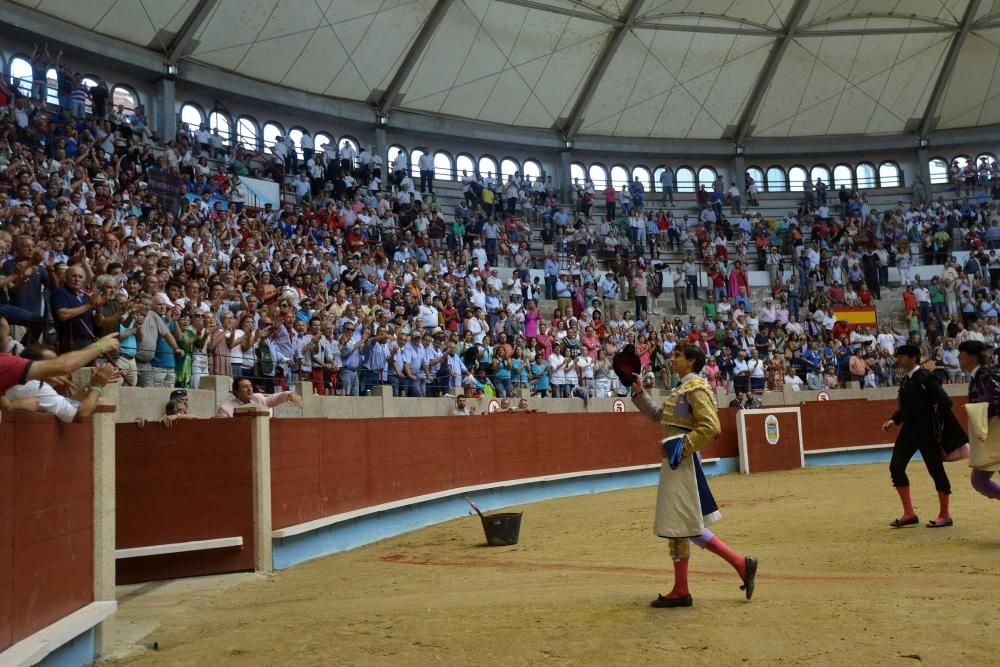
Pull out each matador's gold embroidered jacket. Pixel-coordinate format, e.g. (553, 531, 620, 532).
(632, 373, 721, 456)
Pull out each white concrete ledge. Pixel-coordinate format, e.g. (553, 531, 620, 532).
(115, 536, 244, 560)
(0, 601, 116, 667)
(805, 443, 893, 455)
(271, 457, 725, 539)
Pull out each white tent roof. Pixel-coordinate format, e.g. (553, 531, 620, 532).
(12, 0, 1000, 139)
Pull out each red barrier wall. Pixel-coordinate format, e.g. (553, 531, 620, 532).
(0, 411, 94, 652)
(799, 397, 968, 451)
(739, 410, 805, 473)
(270, 412, 738, 531)
(115, 419, 255, 584)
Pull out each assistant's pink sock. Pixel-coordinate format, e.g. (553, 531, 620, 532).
(936, 491, 951, 521)
(896, 486, 916, 518)
(668, 558, 690, 598)
(705, 535, 746, 580)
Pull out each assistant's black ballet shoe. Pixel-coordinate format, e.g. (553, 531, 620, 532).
(650, 593, 693, 608)
(890, 516, 919, 528)
(741, 556, 758, 601)
(926, 518, 954, 528)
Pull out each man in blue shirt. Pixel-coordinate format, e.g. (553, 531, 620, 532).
(51, 265, 99, 353)
(1, 235, 49, 340)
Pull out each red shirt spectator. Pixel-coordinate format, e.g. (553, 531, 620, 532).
(0, 354, 31, 394)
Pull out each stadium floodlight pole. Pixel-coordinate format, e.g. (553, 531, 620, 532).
(559, 0, 646, 140)
(372, 0, 456, 116)
(917, 0, 983, 140)
(165, 0, 219, 65)
(731, 0, 810, 145)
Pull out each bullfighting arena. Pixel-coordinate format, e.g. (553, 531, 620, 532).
(107, 463, 1000, 666)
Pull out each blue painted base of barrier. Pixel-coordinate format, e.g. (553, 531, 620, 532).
(37, 628, 94, 667)
(806, 448, 908, 468)
(273, 457, 741, 569)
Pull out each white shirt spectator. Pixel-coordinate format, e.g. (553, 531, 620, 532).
(5, 381, 79, 423)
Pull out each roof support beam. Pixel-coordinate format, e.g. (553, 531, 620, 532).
(799, 25, 956, 36)
(731, 0, 810, 144)
(166, 0, 218, 64)
(374, 0, 456, 114)
(561, 0, 645, 139)
(631, 21, 775, 36)
(493, 0, 619, 25)
(917, 0, 982, 138)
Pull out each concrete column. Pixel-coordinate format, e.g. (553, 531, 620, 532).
(732, 154, 746, 197)
(196, 375, 234, 414)
(154, 77, 176, 142)
(916, 145, 932, 192)
(290, 380, 318, 417)
(238, 405, 272, 573)
(91, 403, 117, 658)
(373, 126, 387, 162)
(559, 149, 573, 204)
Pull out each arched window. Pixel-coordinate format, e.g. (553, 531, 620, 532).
(387, 144, 406, 170)
(746, 166, 764, 190)
(180, 103, 205, 133)
(9, 56, 32, 96)
(589, 164, 608, 189)
(632, 166, 652, 192)
(833, 163, 853, 189)
(479, 155, 499, 180)
(975, 153, 996, 178)
(697, 166, 718, 190)
(523, 159, 542, 181)
(855, 162, 876, 189)
(410, 148, 425, 178)
(500, 157, 520, 181)
(209, 110, 233, 145)
(788, 165, 808, 192)
(262, 121, 284, 152)
(288, 128, 308, 159)
(676, 166, 697, 193)
(314, 132, 333, 157)
(765, 166, 787, 192)
(878, 161, 901, 188)
(810, 165, 831, 187)
(953, 155, 971, 169)
(111, 85, 138, 114)
(456, 153, 475, 178)
(653, 166, 666, 192)
(610, 164, 629, 189)
(340, 135, 359, 155)
(928, 157, 949, 185)
(434, 151, 454, 180)
(45, 67, 57, 106)
(237, 116, 259, 151)
(570, 162, 586, 186)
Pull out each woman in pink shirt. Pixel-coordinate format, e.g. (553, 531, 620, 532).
(580, 325, 600, 359)
(524, 301, 541, 338)
(635, 334, 651, 368)
(535, 321, 553, 359)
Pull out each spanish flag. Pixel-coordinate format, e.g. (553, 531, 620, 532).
(830, 306, 878, 327)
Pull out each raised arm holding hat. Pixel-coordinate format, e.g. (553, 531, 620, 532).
(626, 342, 757, 609)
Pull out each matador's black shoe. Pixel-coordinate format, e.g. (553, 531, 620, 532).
(741, 556, 758, 601)
(650, 593, 693, 608)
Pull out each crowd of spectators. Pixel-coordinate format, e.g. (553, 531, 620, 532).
(2, 56, 999, 411)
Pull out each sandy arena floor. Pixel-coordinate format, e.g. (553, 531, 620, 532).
(105, 463, 1000, 667)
